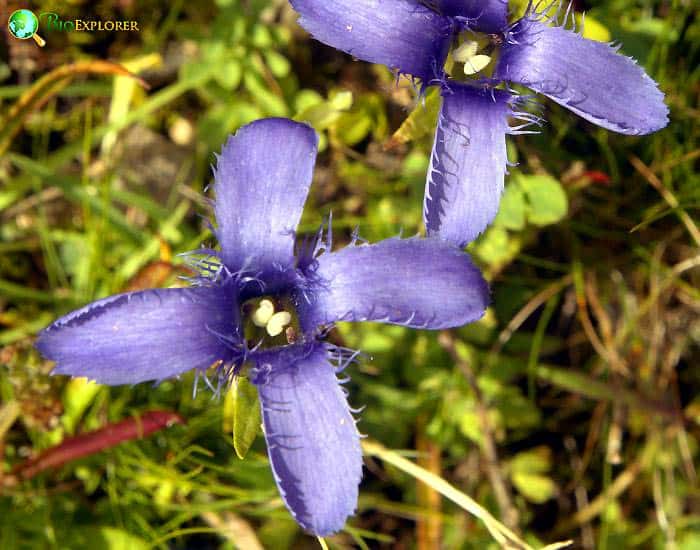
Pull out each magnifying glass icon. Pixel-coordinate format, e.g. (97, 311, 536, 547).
(8, 10, 46, 47)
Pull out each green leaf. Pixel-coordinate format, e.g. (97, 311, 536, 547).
(390, 87, 441, 145)
(510, 446, 552, 475)
(62, 377, 102, 435)
(511, 472, 557, 504)
(214, 60, 242, 90)
(458, 407, 501, 446)
(575, 13, 611, 42)
(179, 60, 214, 85)
(334, 93, 388, 145)
(474, 226, 519, 266)
(519, 174, 568, 226)
(510, 447, 555, 503)
(294, 89, 323, 113)
(295, 90, 353, 130)
(478, 377, 541, 430)
(251, 25, 272, 48)
(243, 71, 288, 117)
(495, 387, 542, 429)
(226, 377, 262, 459)
(263, 50, 290, 78)
(494, 182, 526, 230)
(201, 41, 226, 63)
(334, 110, 373, 145)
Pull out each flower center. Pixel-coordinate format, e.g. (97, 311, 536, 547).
(445, 32, 501, 82)
(241, 296, 299, 349)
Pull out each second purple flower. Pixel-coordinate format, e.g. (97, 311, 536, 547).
(289, 0, 669, 246)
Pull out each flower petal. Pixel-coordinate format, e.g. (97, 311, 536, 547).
(214, 118, 318, 276)
(424, 84, 512, 247)
(496, 19, 668, 135)
(437, 0, 508, 33)
(251, 344, 362, 536)
(290, 0, 452, 82)
(36, 286, 239, 385)
(299, 237, 488, 331)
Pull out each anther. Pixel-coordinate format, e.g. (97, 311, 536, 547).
(452, 39, 492, 76)
(266, 311, 292, 337)
(453, 40, 478, 63)
(463, 54, 491, 75)
(252, 299, 275, 327)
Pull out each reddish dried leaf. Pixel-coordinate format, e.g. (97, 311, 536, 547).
(14, 410, 184, 480)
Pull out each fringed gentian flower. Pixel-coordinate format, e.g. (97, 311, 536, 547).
(288, 0, 669, 246)
(36, 118, 489, 536)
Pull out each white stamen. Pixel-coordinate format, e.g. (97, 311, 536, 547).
(252, 299, 275, 327)
(266, 311, 292, 337)
(463, 54, 491, 76)
(453, 40, 478, 64)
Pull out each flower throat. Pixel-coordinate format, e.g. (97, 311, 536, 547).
(241, 296, 300, 349)
(444, 31, 502, 82)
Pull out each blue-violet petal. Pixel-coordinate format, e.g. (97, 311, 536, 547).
(214, 118, 318, 277)
(36, 286, 239, 385)
(496, 19, 668, 135)
(424, 84, 512, 247)
(299, 236, 489, 331)
(437, 0, 508, 33)
(290, 0, 452, 82)
(251, 343, 362, 536)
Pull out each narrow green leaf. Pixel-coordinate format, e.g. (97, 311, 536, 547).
(62, 378, 102, 435)
(8, 153, 145, 244)
(230, 377, 262, 459)
(389, 87, 441, 145)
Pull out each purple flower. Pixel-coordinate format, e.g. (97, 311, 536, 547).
(289, 0, 669, 246)
(36, 118, 489, 536)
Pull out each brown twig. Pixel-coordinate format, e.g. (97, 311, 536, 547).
(583, 273, 630, 376)
(629, 155, 700, 247)
(416, 414, 442, 549)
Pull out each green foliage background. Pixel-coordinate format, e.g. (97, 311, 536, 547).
(1, 0, 698, 548)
